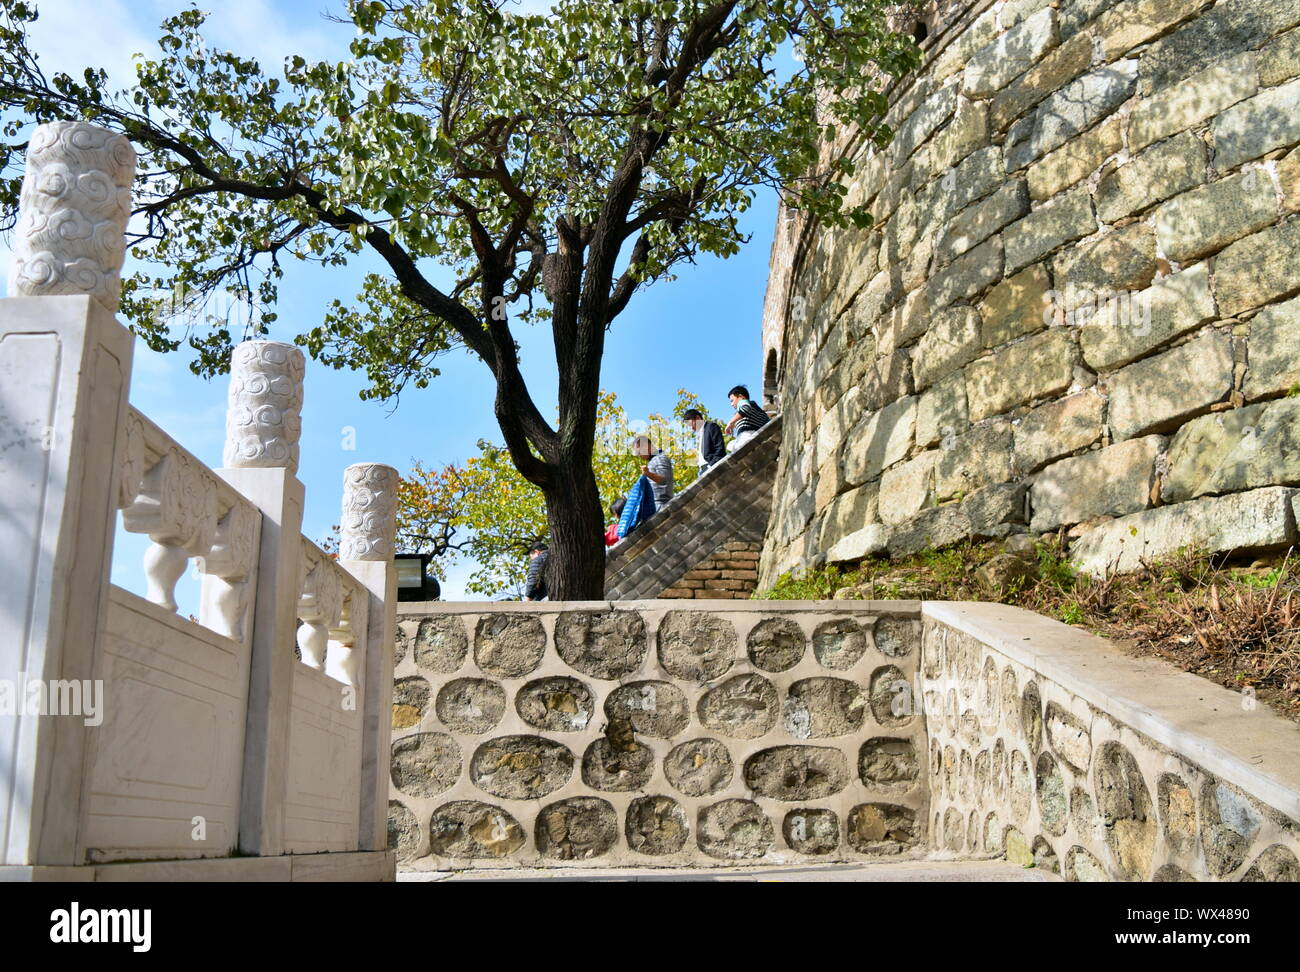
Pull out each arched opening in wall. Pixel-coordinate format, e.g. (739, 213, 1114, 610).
(912, 20, 928, 43)
(763, 347, 780, 412)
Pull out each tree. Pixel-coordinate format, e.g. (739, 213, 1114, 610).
(393, 387, 712, 596)
(0, 0, 919, 597)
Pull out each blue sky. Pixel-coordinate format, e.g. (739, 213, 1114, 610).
(2, 0, 776, 602)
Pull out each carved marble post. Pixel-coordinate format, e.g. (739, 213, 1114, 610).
(337, 462, 400, 851)
(217, 340, 306, 857)
(9, 121, 135, 312)
(0, 122, 135, 868)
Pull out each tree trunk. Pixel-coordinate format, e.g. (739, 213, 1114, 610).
(541, 461, 607, 600)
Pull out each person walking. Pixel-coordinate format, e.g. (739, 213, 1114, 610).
(632, 434, 674, 508)
(683, 408, 726, 472)
(724, 384, 769, 450)
(522, 542, 549, 601)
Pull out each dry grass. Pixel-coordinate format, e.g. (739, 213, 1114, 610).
(758, 541, 1300, 723)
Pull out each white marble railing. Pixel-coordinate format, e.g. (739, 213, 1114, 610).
(0, 121, 399, 875)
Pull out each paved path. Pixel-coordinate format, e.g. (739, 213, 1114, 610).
(399, 858, 1060, 882)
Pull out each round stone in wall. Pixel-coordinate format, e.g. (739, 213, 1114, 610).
(392, 675, 431, 730)
(625, 795, 689, 855)
(743, 746, 849, 801)
(582, 737, 656, 791)
(973, 748, 991, 801)
(1008, 748, 1032, 823)
(943, 807, 964, 851)
(846, 803, 918, 854)
(435, 678, 506, 734)
(413, 615, 469, 673)
(858, 737, 919, 789)
(1070, 786, 1097, 840)
(958, 748, 972, 801)
(698, 674, 779, 738)
(942, 744, 957, 801)
(393, 622, 412, 667)
(1020, 681, 1043, 754)
(1157, 773, 1196, 854)
(473, 614, 546, 677)
(783, 677, 866, 737)
(469, 735, 574, 799)
(515, 676, 596, 733)
(1000, 666, 1018, 729)
(664, 738, 734, 797)
(868, 665, 915, 727)
(698, 799, 775, 860)
(387, 800, 421, 862)
(979, 656, 999, 731)
(991, 739, 1007, 802)
(1152, 863, 1196, 881)
(391, 732, 461, 798)
(812, 618, 867, 669)
(1242, 844, 1300, 882)
(1032, 835, 1059, 873)
(1094, 741, 1156, 880)
(535, 797, 619, 861)
(872, 616, 918, 658)
(605, 680, 689, 738)
(427, 800, 525, 858)
(1036, 752, 1067, 836)
(983, 812, 1003, 854)
(783, 808, 839, 855)
(555, 610, 647, 679)
(746, 617, 806, 672)
(1199, 778, 1262, 878)
(1065, 845, 1108, 882)
(657, 610, 737, 681)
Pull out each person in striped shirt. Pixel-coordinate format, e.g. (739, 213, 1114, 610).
(724, 385, 769, 449)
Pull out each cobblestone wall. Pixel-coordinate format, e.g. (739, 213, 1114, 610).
(923, 603, 1300, 881)
(387, 601, 926, 869)
(760, 0, 1300, 586)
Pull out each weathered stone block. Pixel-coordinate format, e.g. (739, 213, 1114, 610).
(914, 305, 983, 389)
(1164, 399, 1300, 502)
(927, 97, 989, 177)
(1280, 146, 1300, 213)
(979, 264, 1053, 348)
(1079, 262, 1218, 371)
(879, 451, 937, 525)
(825, 523, 889, 563)
(966, 328, 1079, 421)
(820, 482, 879, 547)
(842, 395, 917, 485)
(1260, 24, 1300, 86)
(932, 6, 1001, 81)
(1212, 76, 1300, 171)
(1003, 184, 1095, 273)
(892, 82, 958, 163)
(990, 30, 1095, 133)
(964, 482, 1030, 538)
(1007, 60, 1139, 171)
(923, 145, 1004, 228)
(782, 679, 868, 738)
(1014, 390, 1106, 473)
(1053, 223, 1158, 311)
(1106, 329, 1234, 439)
(1128, 53, 1257, 154)
(1092, 0, 1205, 60)
(814, 452, 845, 514)
(1139, 0, 1300, 96)
(1030, 436, 1163, 532)
(935, 421, 1013, 501)
(936, 180, 1029, 266)
(926, 234, 1005, 310)
(887, 504, 972, 557)
(1244, 294, 1300, 399)
(1213, 217, 1300, 316)
(1154, 168, 1278, 263)
(963, 8, 1059, 98)
(1027, 117, 1122, 202)
(916, 371, 969, 449)
(1070, 485, 1299, 574)
(816, 384, 860, 466)
(1096, 131, 1206, 223)
(858, 348, 916, 412)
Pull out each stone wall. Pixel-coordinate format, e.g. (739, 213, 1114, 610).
(387, 601, 927, 869)
(759, 0, 1300, 586)
(605, 416, 781, 599)
(923, 602, 1300, 880)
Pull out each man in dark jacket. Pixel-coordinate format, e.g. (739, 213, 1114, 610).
(522, 542, 549, 600)
(683, 408, 726, 472)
